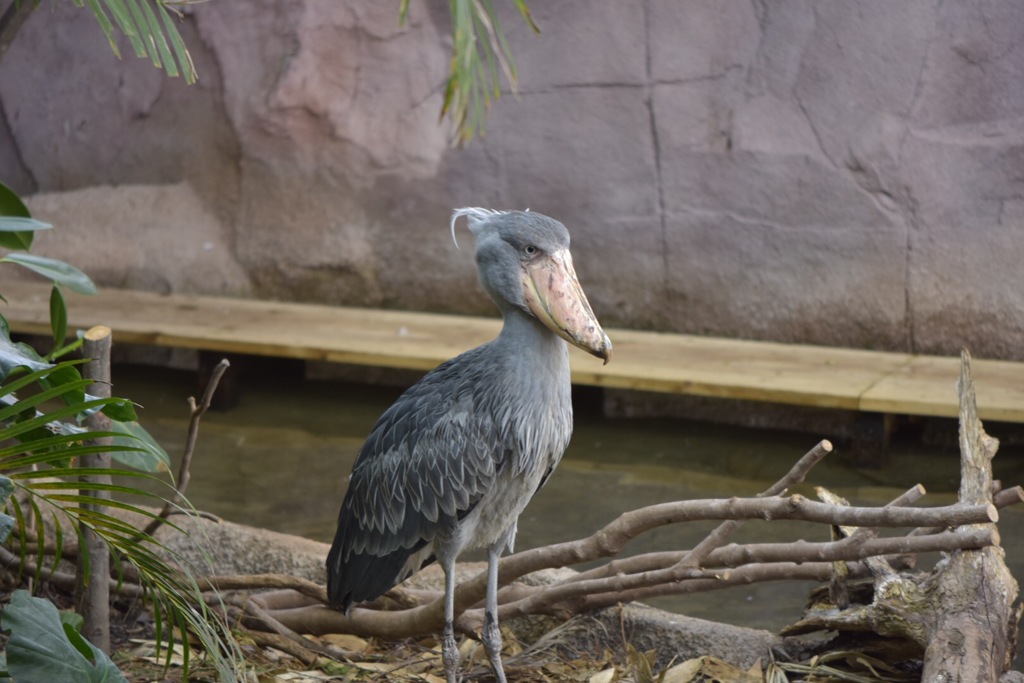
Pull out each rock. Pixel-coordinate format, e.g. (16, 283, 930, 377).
(16, 183, 252, 297)
(2, 0, 1023, 359)
(153, 512, 329, 582)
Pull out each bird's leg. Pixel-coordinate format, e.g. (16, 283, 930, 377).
(480, 542, 508, 683)
(439, 552, 461, 683)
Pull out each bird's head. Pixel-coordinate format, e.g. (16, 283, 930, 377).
(451, 208, 612, 364)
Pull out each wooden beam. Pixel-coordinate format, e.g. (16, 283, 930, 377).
(3, 280, 1024, 423)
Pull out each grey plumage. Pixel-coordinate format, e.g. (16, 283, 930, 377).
(327, 208, 610, 683)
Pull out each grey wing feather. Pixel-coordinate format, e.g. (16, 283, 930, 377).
(327, 346, 508, 607)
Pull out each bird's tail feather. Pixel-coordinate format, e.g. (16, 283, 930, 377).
(326, 540, 433, 612)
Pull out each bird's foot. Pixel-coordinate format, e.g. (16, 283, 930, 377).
(481, 616, 507, 683)
(442, 627, 461, 683)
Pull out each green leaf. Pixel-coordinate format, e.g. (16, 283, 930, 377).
(0, 334, 53, 379)
(2, 590, 128, 682)
(84, 0, 122, 59)
(0, 217, 50, 251)
(0, 182, 35, 251)
(0, 512, 13, 544)
(79, 0, 196, 83)
(109, 419, 170, 472)
(0, 358, 88, 401)
(0, 476, 14, 541)
(99, 397, 138, 423)
(435, 1, 537, 143)
(63, 622, 100, 662)
(1, 253, 97, 295)
(36, 358, 85, 410)
(135, 0, 177, 76)
(0, 374, 92, 425)
(103, 0, 147, 58)
(59, 609, 85, 634)
(161, 6, 197, 84)
(0, 216, 52, 231)
(512, 0, 540, 32)
(49, 285, 68, 355)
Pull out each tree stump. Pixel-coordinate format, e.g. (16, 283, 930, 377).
(922, 351, 1021, 681)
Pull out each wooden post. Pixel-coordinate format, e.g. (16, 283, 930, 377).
(75, 325, 113, 653)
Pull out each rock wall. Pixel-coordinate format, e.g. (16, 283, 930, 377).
(1, 0, 1022, 358)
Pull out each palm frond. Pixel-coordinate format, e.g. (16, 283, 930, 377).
(0, 362, 244, 679)
(74, 0, 198, 83)
(443, 0, 538, 144)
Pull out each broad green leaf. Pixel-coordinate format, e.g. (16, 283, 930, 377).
(99, 397, 138, 423)
(0, 334, 52, 379)
(2, 590, 128, 683)
(0, 217, 48, 231)
(0, 182, 35, 250)
(109, 420, 170, 472)
(0, 217, 50, 250)
(63, 622, 99, 662)
(59, 609, 85, 633)
(1, 253, 97, 295)
(37, 361, 86, 408)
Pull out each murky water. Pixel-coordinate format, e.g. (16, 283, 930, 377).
(113, 363, 1024, 651)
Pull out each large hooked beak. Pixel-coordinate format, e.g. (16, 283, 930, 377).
(521, 249, 612, 364)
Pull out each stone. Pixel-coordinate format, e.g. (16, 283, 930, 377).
(1, 0, 1023, 361)
(15, 183, 252, 297)
(0, 2, 239, 225)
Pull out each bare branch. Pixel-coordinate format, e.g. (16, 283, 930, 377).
(197, 572, 327, 604)
(457, 527, 997, 629)
(677, 439, 833, 569)
(137, 358, 230, 539)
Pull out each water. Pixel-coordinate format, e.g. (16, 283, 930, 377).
(113, 362, 1024, 648)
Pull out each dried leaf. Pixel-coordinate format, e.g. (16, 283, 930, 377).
(662, 656, 762, 683)
(316, 632, 370, 654)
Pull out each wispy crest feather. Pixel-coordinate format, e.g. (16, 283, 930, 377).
(450, 207, 506, 249)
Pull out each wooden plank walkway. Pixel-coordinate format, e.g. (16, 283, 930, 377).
(2, 280, 1024, 423)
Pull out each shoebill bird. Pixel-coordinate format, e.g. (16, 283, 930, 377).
(326, 208, 611, 683)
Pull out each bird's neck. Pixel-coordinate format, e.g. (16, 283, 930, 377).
(494, 307, 570, 377)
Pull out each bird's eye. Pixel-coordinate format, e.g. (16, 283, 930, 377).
(523, 245, 539, 257)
